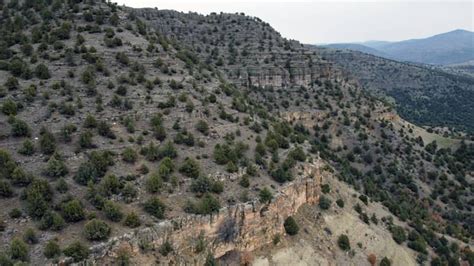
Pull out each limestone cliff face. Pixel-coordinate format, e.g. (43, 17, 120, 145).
(234, 63, 334, 88)
(69, 161, 324, 265)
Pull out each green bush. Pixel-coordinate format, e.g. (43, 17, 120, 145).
(390, 226, 406, 244)
(143, 197, 166, 219)
(184, 193, 221, 215)
(10, 118, 31, 137)
(39, 128, 56, 155)
(159, 241, 173, 256)
(11, 167, 33, 186)
(157, 157, 174, 180)
(122, 147, 137, 163)
(336, 199, 345, 208)
(99, 174, 121, 196)
(39, 211, 65, 231)
(23, 228, 38, 244)
(10, 237, 28, 261)
(0, 253, 13, 266)
(43, 240, 61, 259)
(0, 181, 13, 198)
(34, 64, 51, 79)
(18, 139, 35, 156)
(62, 199, 85, 222)
(56, 178, 69, 193)
(103, 201, 123, 222)
(146, 172, 163, 193)
(123, 212, 141, 228)
(1, 98, 17, 115)
(284, 216, 299, 235)
(83, 219, 111, 241)
(259, 187, 273, 203)
(63, 241, 89, 262)
(337, 234, 351, 251)
(380, 257, 391, 266)
(83, 114, 97, 128)
(179, 157, 200, 178)
(321, 184, 330, 194)
(195, 120, 209, 135)
(319, 196, 332, 210)
(44, 153, 68, 178)
(9, 208, 22, 218)
(78, 130, 94, 149)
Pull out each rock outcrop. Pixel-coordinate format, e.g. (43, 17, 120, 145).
(70, 160, 324, 265)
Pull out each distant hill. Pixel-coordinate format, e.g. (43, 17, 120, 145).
(315, 46, 474, 132)
(324, 29, 474, 65)
(325, 43, 388, 57)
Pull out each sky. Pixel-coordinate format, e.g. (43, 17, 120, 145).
(114, 0, 474, 44)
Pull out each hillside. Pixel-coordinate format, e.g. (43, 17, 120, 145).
(0, 1, 472, 265)
(324, 29, 474, 65)
(315, 46, 474, 133)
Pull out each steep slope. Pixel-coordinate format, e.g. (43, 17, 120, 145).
(0, 1, 472, 266)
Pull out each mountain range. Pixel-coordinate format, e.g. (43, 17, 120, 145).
(324, 29, 474, 65)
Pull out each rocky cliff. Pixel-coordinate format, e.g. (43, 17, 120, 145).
(68, 159, 324, 265)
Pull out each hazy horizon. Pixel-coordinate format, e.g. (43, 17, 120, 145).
(114, 0, 473, 44)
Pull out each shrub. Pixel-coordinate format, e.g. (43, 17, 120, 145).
(184, 193, 221, 215)
(10, 238, 28, 261)
(179, 157, 200, 178)
(56, 178, 69, 193)
(11, 167, 33, 186)
(0, 253, 12, 266)
(239, 175, 250, 188)
(143, 197, 166, 219)
(271, 167, 292, 183)
(97, 121, 115, 139)
(78, 131, 94, 149)
(146, 172, 163, 193)
(157, 157, 174, 180)
(39, 211, 65, 231)
(62, 199, 85, 222)
(159, 241, 173, 256)
(1, 98, 17, 115)
(122, 147, 137, 163)
(18, 139, 35, 155)
(390, 226, 406, 244)
(321, 184, 330, 194)
(283, 216, 299, 235)
(23, 228, 38, 244)
(63, 241, 89, 262)
(83, 219, 111, 241)
(380, 257, 391, 266)
(0, 181, 13, 198)
(83, 114, 97, 128)
(336, 199, 345, 208)
(9, 208, 22, 218)
(99, 174, 121, 196)
(319, 196, 332, 210)
(259, 187, 273, 203)
(338, 234, 351, 251)
(44, 153, 68, 178)
(123, 212, 141, 228)
(39, 128, 56, 155)
(195, 120, 209, 135)
(10, 118, 31, 137)
(35, 63, 51, 79)
(43, 240, 61, 259)
(103, 201, 123, 222)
